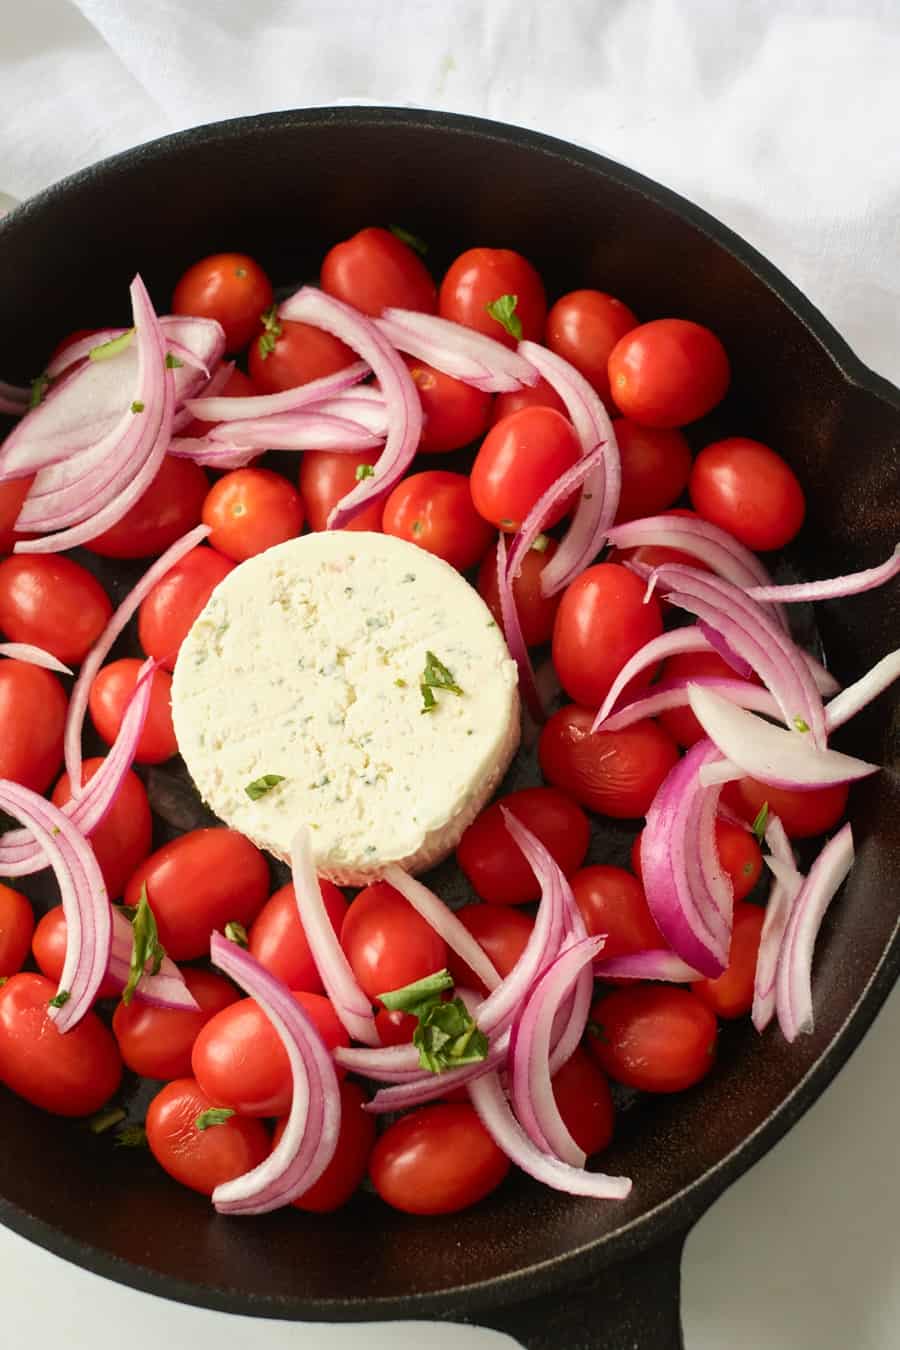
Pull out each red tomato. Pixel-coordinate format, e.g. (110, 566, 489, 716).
(202, 467, 304, 562)
(490, 377, 567, 424)
(552, 563, 663, 708)
(657, 650, 757, 748)
(439, 247, 547, 349)
(720, 776, 849, 841)
(545, 290, 638, 405)
(382, 470, 494, 571)
(274, 1079, 375, 1212)
(571, 865, 662, 960)
(112, 968, 239, 1080)
(552, 1046, 615, 1156)
(85, 456, 209, 559)
(0, 972, 122, 1116)
(0, 660, 67, 792)
(608, 319, 730, 427)
(405, 357, 492, 454)
(470, 407, 581, 532)
(0, 554, 111, 665)
(693, 901, 765, 1019)
(631, 820, 762, 902)
(146, 1078, 270, 1196)
(446, 904, 535, 997)
(52, 757, 152, 900)
(171, 252, 273, 353)
(248, 318, 354, 393)
(613, 418, 693, 522)
(138, 545, 235, 671)
(321, 227, 437, 316)
(248, 880, 348, 994)
(689, 438, 806, 551)
(298, 449, 384, 533)
(0, 884, 34, 977)
(123, 829, 269, 962)
(456, 786, 590, 905)
(477, 535, 562, 647)
(31, 906, 122, 1000)
(587, 985, 717, 1092)
(540, 707, 680, 819)
(340, 881, 448, 1002)
(179, 367, 258, 438)
(606, 541, 712, 578)
(192, 991, 348, 1117)
(89, 659, 176, 764)
(376, 1007, 419, 1046)
(369, 1102, 510, 1215)
(0, 478, 34, 555)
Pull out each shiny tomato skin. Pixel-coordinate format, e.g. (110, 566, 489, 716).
(540, 707, 680, 819)
(689, 438, 806, 551)
(657, 649, 757, 748)
(146, 1077, 270, 1196)
(439, 247, 547, 349)
(632, 820, 762, 902)
(490, 377, 567, 424)
(123, 829, 270, 962)
(477, 535, 561, 647)
(545, 289, 639, 404)
(85, 455, 209, 559)
(248, 318, 354, 392)
(571, 865, 662, 960)
(0, 477, 35, 555)
(406, 357, 492, 454)
(340, 881, 448, 1002)
(0, 660, 67, 792)
(613, 418, 693, 522)
(608, 319, 730, 428)
(171, 252, 273, 353)
(112, 968, 239, 1080)
(369, 1102, 510, 1215)
(298, 449, 384, 533)
(587, 985, 717, 1092)
(375, 1007, 419, 1046)
(0, 884, 34, 977)
(0, 554, 111, 665)
(138, 545, 235, 671)
(274, 1079, 376, 1212)
(89, 659, 176, 764)
(552, 563, 664, 709)
(552, 1046, 615, 1156)
(382, 470, 494, 571)
(321, 227, 437, 316)
(0, 972, 122, 1116)
(31, 906, 121, 1000)
(470, 406, 581, 532)
(52, 757, 152, 900)
(692, 901, 765, 1019)
(202, 467, 304, 562)
(456, 786, 590, 905)
(248, 880, 348, 995)
(720, 776, 849, 841)
(446, 904, 535, 997)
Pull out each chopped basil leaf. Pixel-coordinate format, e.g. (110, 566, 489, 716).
(395, 677, 408, 688)
(88, 1107, 126, 1135)
(531, 533, 550, 553)
(90, 329, 134, 362)
(388, 224, 428, 256)
(224, 920, 249, 948)
(793, 717, 810, 733)
(165, 352, 184, 369)
(29, 373, 50, 408)
(421, 651, 464, 699)
(257, 305, 282, 360)
(245, 773, 286, 800)
(420, 683, 437, 714)
(0, 977, 7, 990)
(48, 989, 70, 1009)
(131, 400, 145, 414)
(122, 884, 166, 1006)
(379, 969, 454, 1015)
(196, 1107, 235, 1131)
(355, 463, 375, 481)
(485, 293, 522, 340)
(414, 998, 488, 1074)
(113, 1124, 148, 1149)
(751, 802, 769, 844)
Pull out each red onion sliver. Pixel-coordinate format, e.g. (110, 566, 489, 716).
(505, 443, 608, 584)
(186, 359, 369, 424)
(547, 961, 594, 1075)
(168, 437, 258, 470)
(825, 650, 900, 731)
(591, 626, 717, 731)
(381, 865, 502, 993)
(746, 546, 899, 603)
(695, 620, 754, 678)
(306, 391, 388, 436)
(45, 328, 127, 379)
(105, 906, 199, 1011)
(364, 1032, 511, 1115)
(208, 411, 382, 452)
(0, 379, 30, 406)
(595, 951, 705, 982)
(376, 309, 539, 392)
(45, 317, 225, 385)
(496, 533, 545, 722)
(0, 643, 72, 675)
(751, 815, 800, 1033)
(598, 676, 780, 732)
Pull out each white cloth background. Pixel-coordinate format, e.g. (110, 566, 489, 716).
(1, 2, 899, 1347)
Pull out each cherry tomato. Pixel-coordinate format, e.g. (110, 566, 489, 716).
(0, 884, 34, 977)
(321, 227, 437, 316)
(0, 660, 67, 792)
(0, 972, 122, 1116)
(631, 819, 762, 902)
(248, 879, 348, 994)
(172, 252, 273, 353)
(689, 438, 806, 551)
(85, 456, 209, 559)
(456, 786, 590, 905)
(471, 407, 581, 532)
(587, 985, 717, 1092)
(720, 776, 849, 841)
(477, 535, 561, 647)
(608, 319, 730, 427)
(439, 247, 546, 349)
(490, 377, 567, 425)
(123, 829, 269, 962)
(0, 554, 111, 665)
(0, 477, 34, 555)
(552, 563, 663, 708)
(382, 470, 494, 571)
(571, 865, 662, 960)
(179, 367, 258, 438)
(138, 545, 235, 671)
(89, 659, 176, 764)
(340, 881, 448, 1002)
(146, 1077, 270, 1196)
(274, 1079, 375, 1212)
(32, 907, 122, 1000)
(192, 991, 348, 1117)
(202, 467, 304, 562)
(375, 1007, 419, 1046)
(52, 757, 152, 900)
(657, 650, 757, 748)
(369, 1102, 510, 1215)
(112, 968, 239, 1080)
(552, 1046, 615, 1156)
(248, 318, 354, 392)
(540, 707, 680, 819)
(613, 418, 693, 522)
(446, 904, 534, 997)
(299, 449, 384, 534)
(692, 901, 765, 1019)
(405, 357, 492, 454)
(545, 290, 638, 405)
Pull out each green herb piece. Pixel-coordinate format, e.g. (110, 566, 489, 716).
(793, 717, 810, 733)
(90, 329, 134, 362)
(48, 989, 70, 1009)
(88, 1107, 126, 1135)
(531, 533, 550, 553)
(419, 651, 464, 716)
(29, 373, 50, 408)
(414, 999, 488, 1074)
(113, 1124, 148, 1149)
(131, 400, 145, 414)
(0, 977, 7, 990)
(395, 677, 408, 688)
(196, 1107, 235, 1131)
(257, 304, 282, 360)
(751, 802, 769, 844)
(379, 969, 454, 1015)
(355, 463, 375, 481)
(245, 773, 286, 800)
(586, 1020, 607, 1043)
(420, 684, 437, 714)
(165, 352, 184, 369)
(224, 920, 249, 948)
(388, 224, 428, 255)
(485, 293, 522, 340)
(122, 884, 165, 1006)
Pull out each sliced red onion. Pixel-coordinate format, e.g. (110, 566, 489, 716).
(105, 906, 199, 1010)
(774, 823, 855, 1042)
(169, 360, 235, 436)
(376, 309, 538, 392)
(688, 684, 879, 789)
(279, 288, 422, 529)
(207, 411, 383, 452)
(381, 865, 502, 993)
(364, 1031, 511, 1115)
(209, 933, 341, 1215)
(746, 546, 899, 603)
(0, 643, 72, 675)
(598, 676, 780, 732)
(505, 443, 608, 583)
(590, 627, 718, 731)
(607, 512, 776, 589)
(45, 317, 224, 385)
(334, 1039, 421, 1078)
(695, 621, 754, 678)
(186, 361, 368, 425)
(547, 960, 594, 1075)
(0, 380, 30, 407)
(595, 951, 705, 981)
(306, 390, 388, 436)
(468, 1071, 632, 1200)
(168, 437, 258, 470)
(825, 649, 900, 731)
(165, 338, 211, 379)
(497, 533, 545, 722)
(0, 780, 110, 1032)
(751, 815, 801, 1032)
(290, 825, 378, 1046)
(46, 327, 130, 378)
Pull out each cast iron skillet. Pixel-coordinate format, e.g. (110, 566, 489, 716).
(0, 108, 897, 1350)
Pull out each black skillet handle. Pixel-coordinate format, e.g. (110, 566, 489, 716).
(465, 1228, 687, 1350)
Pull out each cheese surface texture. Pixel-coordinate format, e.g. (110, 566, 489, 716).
(171, 532, 520, 884)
